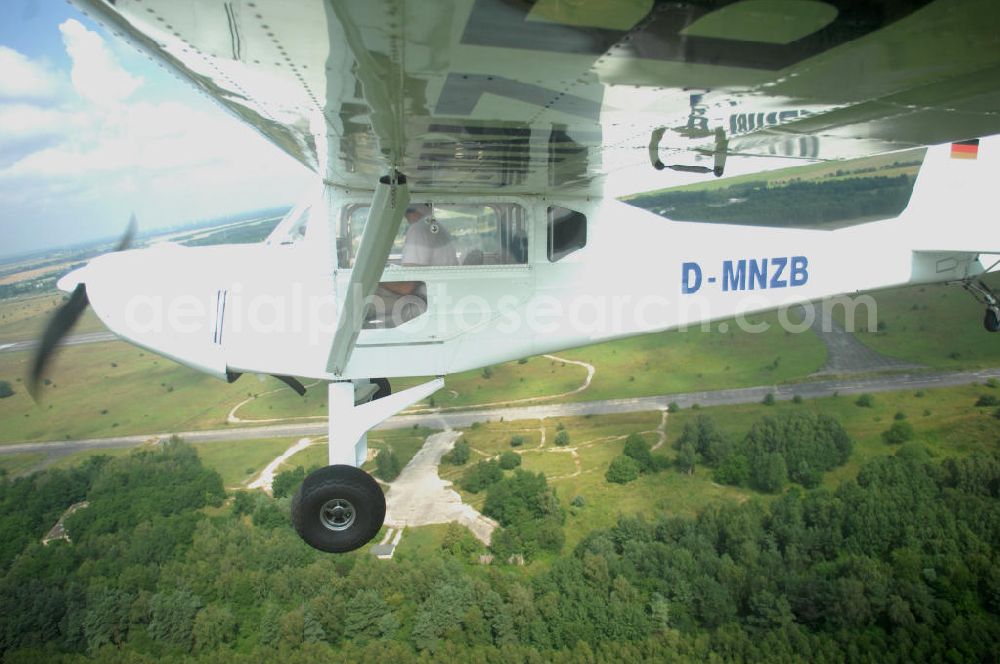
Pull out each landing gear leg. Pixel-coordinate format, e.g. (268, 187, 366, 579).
(961, 279, 1000, 332)
(291, 378, 444, 553)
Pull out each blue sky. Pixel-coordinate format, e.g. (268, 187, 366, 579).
(0, 0, 312, 258)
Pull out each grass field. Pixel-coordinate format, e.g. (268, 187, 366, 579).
(0, 342, 249, 443)
(559, 310, 826, 401)
(834, 273, 1000, 369)
(0, 293, 106, 341)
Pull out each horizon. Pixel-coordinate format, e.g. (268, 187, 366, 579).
(0, 1, 311, 259)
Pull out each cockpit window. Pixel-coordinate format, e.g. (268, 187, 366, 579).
(338, 203, 527, 269)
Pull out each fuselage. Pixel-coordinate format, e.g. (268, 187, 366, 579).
(68, 140, 992, 384)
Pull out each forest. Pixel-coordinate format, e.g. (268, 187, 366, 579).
(1, 430, 999, 662)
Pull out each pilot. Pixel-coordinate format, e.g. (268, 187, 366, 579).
(381, 204, 456, 298)
(373, 204, 456, 326)
(400, 203, 458, 267)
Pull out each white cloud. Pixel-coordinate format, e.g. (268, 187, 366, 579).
(0, 14, 311, 256)
(0, 46, 60, 100)
(0, 104, 81, 144)
(58, 18, 141, 106)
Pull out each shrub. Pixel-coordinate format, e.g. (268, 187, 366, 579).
(792, 394, 803, 404)
(667, 401, 680, 413)
(0, 380, 17, 399)
(987, 378, 999, 389)
(499, 451, 521, 470)
(509, 435, 524, 448)
(623, 433, 654, 471)
(894, 411, 907, 421)
(676, 441, 697, 475)
(762, 393, 776, 406)
(375, 448, 403, 481)
(570, 495, 586, 508)
(606, 455, 640, 484)
(975, 394, 999, 407)
(713, 454, 749, 486)
(443, 440, 471, 465)
(554, 430, 570, 446)
(856, 393, 875, 408)
(272, 466, 306, 499)
(882, 420, 915, 445)
(481, 366, 493, 379)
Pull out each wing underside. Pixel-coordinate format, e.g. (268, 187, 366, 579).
(74, 0, 1000, 196)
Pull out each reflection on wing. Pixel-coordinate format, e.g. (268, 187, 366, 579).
(75, 0, 1000, 195)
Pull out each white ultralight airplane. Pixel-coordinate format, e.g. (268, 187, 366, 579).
(30, 0, 1000, 552)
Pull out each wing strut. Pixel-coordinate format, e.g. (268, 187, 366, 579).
(326, 172, 409, 375)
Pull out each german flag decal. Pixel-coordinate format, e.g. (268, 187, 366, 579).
(951, 139, 980, 159)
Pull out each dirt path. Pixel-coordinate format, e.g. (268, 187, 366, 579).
(650, 409, 669, 451)
(247, 437, 317, 494)
(383, 429, 498, 544)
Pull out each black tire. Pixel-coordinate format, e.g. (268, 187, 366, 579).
(372, 377, 391, 400)
(985, 308, 1000, 333)
(291, 465, 385, 553)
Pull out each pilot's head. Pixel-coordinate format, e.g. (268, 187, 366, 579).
(404, 203, 432, 224)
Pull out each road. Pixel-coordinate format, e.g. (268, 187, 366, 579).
(4, 366, 1000, 457)
(0, 331, 118, 354)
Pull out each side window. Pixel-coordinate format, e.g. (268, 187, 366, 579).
(547, 206, 587, 262)
(338, 203, 527, 268)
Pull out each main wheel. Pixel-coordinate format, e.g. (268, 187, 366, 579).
(985, 307, 1000, 332)
(291, 465, 386, 553)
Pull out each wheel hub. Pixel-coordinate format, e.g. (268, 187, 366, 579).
(319, 498, 356, 531)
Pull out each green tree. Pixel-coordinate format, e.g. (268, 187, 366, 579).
(499, 451, 522, 470)
(82, 588, 132, 653)
(443, 440, 471, 465)
(460, 460, 502, 493)
(0, 380, 13, 399)
(882, 420, 915, 445)
(192, 604, 237, 653)
(272, 466, 306, 498)
(606, 455, 640, 484)
(676, 441, 697, 475)
(623, 433, 654, 472)
(753, 452, 787, 493)
(554, 430, 570, 446)
(148, 590, 202, 650)
(713, 453, 749, 486)
(375, 448, 402, 481)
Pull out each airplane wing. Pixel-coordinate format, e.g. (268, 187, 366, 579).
(74, 0, 1000, 197)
